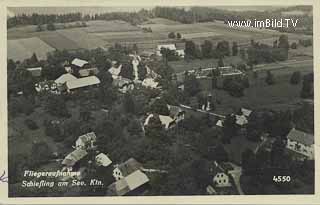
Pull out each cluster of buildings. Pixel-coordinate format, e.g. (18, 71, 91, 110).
(60, 131, 151, 196)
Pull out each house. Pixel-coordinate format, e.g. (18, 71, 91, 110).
(66, 76, 100, 92)
(113, 158, 143, 181)
(140, 51, 155, 59)
(156, 44, 176, 56)
(176, 49, 185, 58)
(108, 64, 122, 79)
(54, 73, 77, 86)
(75, 132, 97, 150)
(144, 114, 175, 130)
(216, 119, 224, 127)
(71, 58, 89, 68)
(95, 153, 112, 167)
(112, 77, 134, 93)
(79, 67, 99, 77)
(107, 170, 149, 196)
(235, 114, 248, 126)
(26, 67, 42, 77)
(142, 78, 159, 89)
(241, 108, 252, 117)
(286, 128, 314, 160)
(212, 162, 232, 188)
(62, 149, 88, 168)
(168, 105, 185, 123)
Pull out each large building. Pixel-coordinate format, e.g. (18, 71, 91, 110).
(286, 128, 314, 160)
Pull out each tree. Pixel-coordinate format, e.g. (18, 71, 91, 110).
(176, 32, 182, 39)
(223, 78, 245, 97)
(168, 32, 176, 39)
(138, 63, 147, 80)
(217, 57, 224, 67)
(36, 24, 43, 32)
(216, 40, 230, 57)
(300, 73, 313, 98)
(232, 41, 238, 56)
(123, 93, 136, 114)
(29, 53, 39, 65)
(277, 35, 289, 60)
(184, 73, 200, 97)
(30, 141, 52, 167)
(222, 114, 237, 143)
(44, 94, 70, 118)
(201, 40, 213, 58)
(150, 98, 169, 116)
(119, 62, 134, 80)
(265, 71, 275, 85)
(290, 71, 301, 85)
(185, 40, 197, 59)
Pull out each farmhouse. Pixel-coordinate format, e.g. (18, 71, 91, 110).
(71, 58, 89, 68)
(108, 64, 122, 79)
(66, 76, 100, 92)
(107, 170, 150, 196)
(286, 128, 314, 160)
(95, 153, 112, 167)
(113, 158, 143, 181)
(54, 73, 77, 86)
(144, 113, 175, 130)
(26, 67, 42, 77)
(75, 132, 97, 150)
(62, 149, 88, 168)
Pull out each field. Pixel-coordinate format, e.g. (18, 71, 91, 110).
(212, 64, 313, 115)
(7, 37, 56, 61)
(7, 17, 313, 61)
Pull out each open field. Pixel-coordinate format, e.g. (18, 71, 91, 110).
(143, 18, 183, 25)
(7, 37, 56, 61)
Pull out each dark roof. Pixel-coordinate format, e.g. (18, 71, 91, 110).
(287, 128, 314, 146)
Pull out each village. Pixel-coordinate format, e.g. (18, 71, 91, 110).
(7, 6, 314, 196)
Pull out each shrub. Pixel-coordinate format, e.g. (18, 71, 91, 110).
(24, 119, 38, 130)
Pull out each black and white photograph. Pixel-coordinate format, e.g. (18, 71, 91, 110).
(4, 2, 315, 199)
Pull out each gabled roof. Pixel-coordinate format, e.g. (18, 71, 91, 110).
(157, 44, 176, 50)
(62, 149, 88, 167)
(96, 153, 112, 167)
(66, 76, 100, 90)
(54, 73, 77, 84)
(241, 108, 252, 117)
(26, 67, 42, 77)
(144, 114, 174, 129)
(71, 58, 88, 67)
(287, 128, 314, 146)
(216, 120, 224, 127)
(125, 170, 149, 190)
(77, 132, 97, 145)
(117, 158, 143, 177)
(107, 170, 149, 196)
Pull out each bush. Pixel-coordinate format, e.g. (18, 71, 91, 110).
(168, 32, 176, 39)
(290, 42, 297, 49)
(24, 119, 38, 130)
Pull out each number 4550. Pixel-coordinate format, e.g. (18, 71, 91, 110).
(273, 176, 291, 183)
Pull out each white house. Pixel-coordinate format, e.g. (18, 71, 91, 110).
(95, 153, 112, 167)
(286, 128, 314, 160)
(212, 162, 232, 188)
(144, 114, 175, 130)
(108, 64, 122, 79)
(71, 58, 89, 68)
(241, 108, 252, 117)
(66, 76, 100, 92)
(75, 132, 97, 150)
(26, 67, 42, 77)
(156, 44, 176, 56)
(142, 78, 159, 89)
